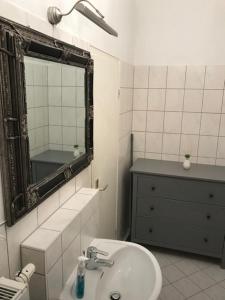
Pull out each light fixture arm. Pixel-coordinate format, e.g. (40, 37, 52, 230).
(62, 0, 104, 19)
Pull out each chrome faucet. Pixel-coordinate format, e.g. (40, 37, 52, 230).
(85, 246, 114, 270)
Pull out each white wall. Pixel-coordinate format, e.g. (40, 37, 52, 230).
(0, 0, 134, 63)
(133, 0, 225, 65)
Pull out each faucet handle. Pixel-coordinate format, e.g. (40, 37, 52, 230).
(87, 246, 108, 258)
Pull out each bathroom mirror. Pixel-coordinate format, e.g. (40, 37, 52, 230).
(0, 17, 93, 226)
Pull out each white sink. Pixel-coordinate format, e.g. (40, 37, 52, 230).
(60, 239, 162, 300)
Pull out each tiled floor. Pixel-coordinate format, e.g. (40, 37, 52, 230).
(147, 246, 225, 300)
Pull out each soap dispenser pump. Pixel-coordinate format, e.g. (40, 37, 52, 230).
(74, 256, 88, 299)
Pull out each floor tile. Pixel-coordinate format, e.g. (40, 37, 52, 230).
(175, 258, 200, 275)
(162, 276, 170, 287)
(204, 265, 225, 282)
(188, 292, 211, 300)
(204, 284, 225, 300)
(219, 279, 225, 289)
(162, 265, 185, 283)
(189, 270, 216, 289)
(173, 277, 201, 298)
(159, 285, 185, 300)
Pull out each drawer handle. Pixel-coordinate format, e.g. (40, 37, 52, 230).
(209, 193, 214, 199)
(206, 214, 211, 220)
(149, 228, 153, 233)
(151, 186, 156, 191)
(204, 238, 208, 243)
(150, 206, 155, 211)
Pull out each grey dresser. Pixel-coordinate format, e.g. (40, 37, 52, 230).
(131, 158, 225, 267)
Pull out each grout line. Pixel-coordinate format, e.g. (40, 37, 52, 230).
(160, 66, 168, 160)
(196, 66, 207, 162)
(178, 66, 187, 158)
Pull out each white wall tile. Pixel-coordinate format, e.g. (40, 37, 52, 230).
(147, 111, 164, 132)
(47, 258, 63, 300)
(62, 107, 76, 126)
(145, 152, 161, 160)
(183, 90, 203, 112)
(62, 87, 76, 107)
(149, 66, 167, 88)
(146, 133, 163, 153)
(167, 66, 186, 88)
(48, 64, 61, 86)
(62, 66, 76, 87)
(148, 89, 166, 111)
(185, 66, 205, 89)
(37, 191, 60, 225)
(133, 132, 145, 152)
(48, 87, 62, 106)
(75, 167, 92, 192)
(219, 114, 225, 136)
(29, 273, 47, 300)
(120, 88, 133, 113)
(59, 178, 76, 206)
(164, 112, 182, 133)
(198, 136, 218, 157)
(62, 126, 76, 146)
(163, 134, 180, 155)
(205, 66, 225, 89)
(49, 126, 62, 145)
(162, 154, 179, 162)
(217, 137, 225, 158)
(134, 66, 149, 88)
(202, 90, 223, 113)
(132, 111, 146, 131)
(62, 234, 80, 285)
(76, 87, 85, 108)
(133, 89, 148, 110)
(200, 114, 220, 136)
(180, 134, 199, 156)
(197, 157, 216, 165)
(0, 236, 9, 277)
(165, 89, 184, 111)
(7, 209, 38, 277)
(120, 62, 134, 88)
(49, 107, 62, 126)
(182, 113, 201, 134)
(133, 152, 145, 161)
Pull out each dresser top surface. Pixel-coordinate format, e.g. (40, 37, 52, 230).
(131, 159, 225, 183)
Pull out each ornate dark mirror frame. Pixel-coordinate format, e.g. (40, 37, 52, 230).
(0, 17, 94, 226)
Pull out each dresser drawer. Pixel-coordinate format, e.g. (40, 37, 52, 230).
(136, 197, 225, 230)
(135, 217, 224, 257)
(136, 175, 225, 206)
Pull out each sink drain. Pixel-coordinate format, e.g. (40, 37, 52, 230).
(110, 291, 121, 300)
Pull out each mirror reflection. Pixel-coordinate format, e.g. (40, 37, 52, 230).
(24, 56, 86, 184)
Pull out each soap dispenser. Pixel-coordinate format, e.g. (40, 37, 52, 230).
(74, 256, 88, 299)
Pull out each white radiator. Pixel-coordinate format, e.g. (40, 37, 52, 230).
(0, 277, 29, 300)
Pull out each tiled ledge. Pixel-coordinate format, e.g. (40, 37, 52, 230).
(21, 188, 99, 300)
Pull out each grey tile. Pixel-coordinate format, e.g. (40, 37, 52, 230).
(204, 284, 225, 300)
(188, 292, 211, 300)
(175, 258, 200, 275)
(162, 265, 185, 283)
(173, 277, 201, 298)
(204, 265, 225, 282)
(219, 280, 225, 289)
(160, 285, 185, 300)
(189, 270, 216, 289)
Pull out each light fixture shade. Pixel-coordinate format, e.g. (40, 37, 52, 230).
(75, 3, 118, 37)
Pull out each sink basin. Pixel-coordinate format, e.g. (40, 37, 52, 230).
(60, 239, 162, 300)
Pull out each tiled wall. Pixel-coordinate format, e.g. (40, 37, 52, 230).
(25, 58, 86, 157)
(132, 65, 225, 166)
(0, 166, 92, 280)
(21, 188, 99, 300)
(117, 62, 133, 240)
(25, 59, 49, 157)
(47, 63, 85, 153)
